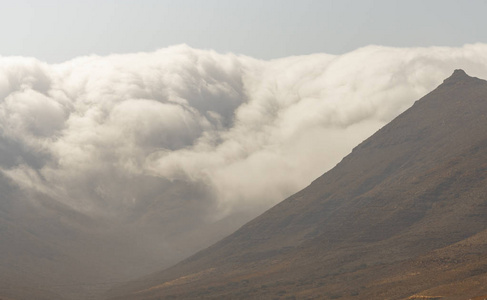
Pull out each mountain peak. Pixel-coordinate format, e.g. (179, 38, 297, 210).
(442, 69, 473, 85)
(452, 68, 468, 77)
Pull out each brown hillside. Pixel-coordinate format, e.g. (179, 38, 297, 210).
(108, 70, 487, 300)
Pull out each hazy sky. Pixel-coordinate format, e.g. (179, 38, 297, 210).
(1, 0, 486, 63)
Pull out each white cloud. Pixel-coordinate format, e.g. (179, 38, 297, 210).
(2, 44, 487, 259)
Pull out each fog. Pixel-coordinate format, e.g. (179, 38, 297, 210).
(1, 44, 487, 290)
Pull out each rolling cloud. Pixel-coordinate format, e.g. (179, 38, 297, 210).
(2, 44, 487, 264)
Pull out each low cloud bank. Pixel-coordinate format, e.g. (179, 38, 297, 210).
(1, 44, 487, 224)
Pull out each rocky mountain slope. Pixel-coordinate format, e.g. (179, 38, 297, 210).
(108, 70, 487, 300)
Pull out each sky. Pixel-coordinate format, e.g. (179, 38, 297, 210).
(1, 0, 487, 63)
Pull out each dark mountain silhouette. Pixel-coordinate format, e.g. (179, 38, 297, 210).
(108, 70, 487, 300)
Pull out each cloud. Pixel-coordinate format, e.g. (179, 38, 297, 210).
(2, 44, 487, 264)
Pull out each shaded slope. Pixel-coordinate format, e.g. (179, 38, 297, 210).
(0, 178, 162, 300)
(0, 173, 117, 300)
(109, 69, 487, 300)
(0, 158, 254, 299)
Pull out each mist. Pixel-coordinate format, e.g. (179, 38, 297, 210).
(2, 44, 487, 288)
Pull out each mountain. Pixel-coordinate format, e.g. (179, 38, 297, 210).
(0, 143, 253, 300)
(108, 70, 487, 300)
(0, 174, 88, 300)
(0, 172, 176, 300)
